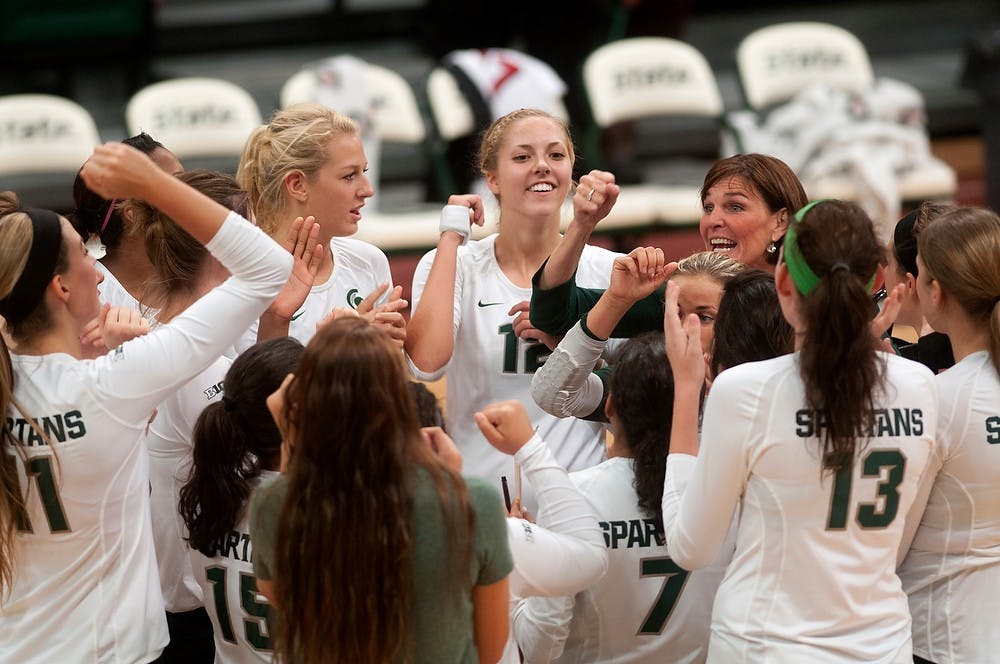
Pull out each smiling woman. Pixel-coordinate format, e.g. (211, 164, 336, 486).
(236, 103, 405, 346)
(528, 153, 808, 340)
(404, 108, 622, 513)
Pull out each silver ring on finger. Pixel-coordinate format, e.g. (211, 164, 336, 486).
(587, 187, 595, 202)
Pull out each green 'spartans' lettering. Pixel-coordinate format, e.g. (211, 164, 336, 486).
(6, 410, 87, 446)
(987, 416, 1000, 445)
(601, 518, 664, 549)
(795, 408, 923, 439)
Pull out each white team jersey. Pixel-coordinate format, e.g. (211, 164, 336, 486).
(898, 350, 1000, 664)
(409, 235, 619, 512)
(148, 356, 231, 612)
(0, 213, 291, 664)
(519, 458, 726, 663)
(96, 261, 155, 316)
(234, 236, 392, 353)
(190, 472, 278, 664)
(663, 352, 939, 663)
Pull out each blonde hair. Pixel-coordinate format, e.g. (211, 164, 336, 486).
(124, 170, 249, 310)
(918, 206, 1000, 375)
(674, 250, 743, 283)
(0, 196, 69, 341)
(477, 108, 576, 175)
(237, 103, 357, 236)
(0, 192, 71, 598)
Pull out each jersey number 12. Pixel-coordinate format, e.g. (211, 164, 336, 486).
(499, 324, 549, 374)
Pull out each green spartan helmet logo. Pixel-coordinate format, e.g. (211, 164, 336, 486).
(347, 289, 365, 309)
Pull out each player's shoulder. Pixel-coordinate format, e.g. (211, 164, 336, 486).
(331, 236, 390, 269)
(575, 244, 622, 284)
(571, 457, 633, 493)
(713, 353, 796, 396)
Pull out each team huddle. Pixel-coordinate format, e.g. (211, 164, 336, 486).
(0, 102, 998, 664)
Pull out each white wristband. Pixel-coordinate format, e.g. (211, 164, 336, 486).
(440, 204, 472, 244)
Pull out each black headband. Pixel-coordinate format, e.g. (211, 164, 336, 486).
(0, 209, 63, 325)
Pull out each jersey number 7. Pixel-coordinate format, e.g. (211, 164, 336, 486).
(637, 556, 690, 635)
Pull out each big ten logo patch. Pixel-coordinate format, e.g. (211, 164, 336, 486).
(153, 105, 235, 131)
(0, 118, 73, 144)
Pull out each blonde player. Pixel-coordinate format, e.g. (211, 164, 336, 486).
(236, 103, 405, 345)
(898, 206, 1000, 663)
(0, 144, 291, 663)
(406, 109, 621, 511)
(662, 200, 938, 662)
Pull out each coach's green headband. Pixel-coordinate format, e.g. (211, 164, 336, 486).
(785, 200, 875, 296)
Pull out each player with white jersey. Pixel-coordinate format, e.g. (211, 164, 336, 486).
(180, 337, 304, 663)
(0, 144, 291, 663)
(280, 235, 393, 343)
(406, 108, 622, 512)
(519, 332, 728, 663)
(236, 103, 405, 349)
(662, 200, 939, 663)
(410, 236, 617, 508)
(897, 206, 1000, 664)
(129, 169, 285, 661)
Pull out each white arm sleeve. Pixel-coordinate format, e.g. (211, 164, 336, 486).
(512, 594, 575, 664)
(510, 434, 608, 594)
(509, 435, 607, 662)
(662, 372, 749, 570)
(91, 213, 292, 421)
(530, 321, 606, 419)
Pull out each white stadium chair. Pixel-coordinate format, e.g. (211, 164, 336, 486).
(736, 21, 875, 113)
(0, 94, 101, 210)
(734, 22, 956, 203)
(125, 77, 262, 165)
(582, 37, 725, 228)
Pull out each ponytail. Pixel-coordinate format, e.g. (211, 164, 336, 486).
(0, 337, 25, 597)
(178, 337, 303, 556)
(608, 332, 674, 539)
(786, 200, 884, 471)
(179, 401, 260, 556)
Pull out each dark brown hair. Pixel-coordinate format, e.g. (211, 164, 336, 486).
(179, 337, 303, 556)
(788, 200, 885, 471)
(711, 269, 794, 377)
(69, 132, 169, 254)
(608, 332, 674, 541)
(273, 318, 474, 663)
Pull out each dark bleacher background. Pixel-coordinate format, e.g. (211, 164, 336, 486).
(1, 0, 997, 298)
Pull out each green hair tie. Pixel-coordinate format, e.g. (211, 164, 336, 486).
(785, 199, 876, 296)
(784, 200, 826, 295)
